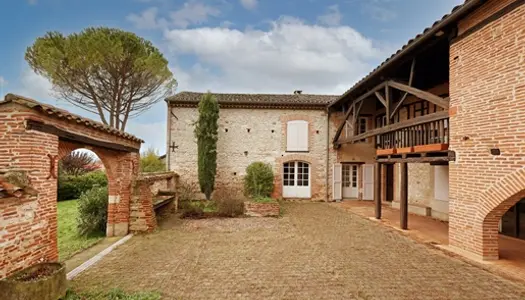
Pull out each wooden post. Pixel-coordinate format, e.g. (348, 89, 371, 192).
(400, 162, 408, 230)
(374, 162, 382, 219)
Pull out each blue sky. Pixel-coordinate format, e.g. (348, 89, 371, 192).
(0, 0, 463, 152)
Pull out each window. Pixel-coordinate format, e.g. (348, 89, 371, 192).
(351, 165, 358, 188)
(357, 117, 368, 143)
(283, 161, 311, 198)
(297, 162, 309, 186)
(283, 162, 295, 186)
(286, 120, 308, 152)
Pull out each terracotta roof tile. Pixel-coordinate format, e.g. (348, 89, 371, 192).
(1, 94, 144, 143)
(167, 91, 338, 108)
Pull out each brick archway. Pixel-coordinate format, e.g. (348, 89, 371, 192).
(0, 94, 142, 278)
(473, 167, 525, 260)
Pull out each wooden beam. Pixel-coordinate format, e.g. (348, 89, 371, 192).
(333, 104, 354, 145)
(337, 111, 449, 145)
(390, 59, 415, 120)
(400, 162, 408, 230)
(385, 85, 391, 125)
(332, 81, 388, 144)
(394, 58, 416, 116)
(376, 155, 454, 164)
(388, 80, 449, 109)
(375, 91, 387, 108)
(374, 162, 382, 219)
(26, 120, 140, 153)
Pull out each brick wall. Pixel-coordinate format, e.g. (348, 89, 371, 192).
(449, 0, 525, 260)
(0, 102, 141, 278)
(130, 172, 178, 232)
(168, 106, 329, 201)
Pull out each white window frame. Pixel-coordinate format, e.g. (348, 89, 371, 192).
(283, 161, 311, 198)
(286, 120, 309, 152)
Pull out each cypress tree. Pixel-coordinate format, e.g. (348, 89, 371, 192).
(194, 92, 219, 200)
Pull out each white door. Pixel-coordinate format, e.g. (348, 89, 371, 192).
(363, 164, 375, 200)
(333, 163, 342, 201)
(342, 164, 358, 198)
(283, 161, 311, 198)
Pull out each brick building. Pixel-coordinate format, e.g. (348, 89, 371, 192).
(168, 0, 525, 261)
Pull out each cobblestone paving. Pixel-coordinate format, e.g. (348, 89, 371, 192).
(72, 203, 525, 299)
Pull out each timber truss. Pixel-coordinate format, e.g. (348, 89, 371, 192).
(332, 60, 450, 147)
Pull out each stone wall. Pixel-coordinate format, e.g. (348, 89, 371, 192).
(449, 0, 525, 260)
(168, 106, 329, 201)
(0, 100, 140, 279)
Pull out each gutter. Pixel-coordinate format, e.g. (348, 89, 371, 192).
(328, 0, 485, 109)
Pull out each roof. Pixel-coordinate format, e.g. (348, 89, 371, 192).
(167, 91, 338, 108)
(329, 0, 483, 108)
(1, 94, 144, 143)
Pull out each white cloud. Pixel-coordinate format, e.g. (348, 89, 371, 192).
(127, 7, 168, 29)
(240, 0, 257, 10)
(317, 5, 342, 26)
(170, 1, 221, 28)
(165, 17, 386, 94)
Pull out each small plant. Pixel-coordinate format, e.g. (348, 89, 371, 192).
(177, 179, 199, 203)
(77, 186, 108, 236)
(214, 187, 244, 217)
(252, 196, 277, 204)
(63, 288, 161, 300)
(244, 162, 274, 198)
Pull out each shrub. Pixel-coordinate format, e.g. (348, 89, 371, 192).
(244, 162, 274, 198)
(77, 186, 108, 236)
(60, 151, 97, 176)
(58, 171, 107, 201)
(180, 201, 205, 219)
(214, 187, 244, 217)
(140, 148, 166, 173)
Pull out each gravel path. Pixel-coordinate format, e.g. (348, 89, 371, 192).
(71, 203, 525, 299)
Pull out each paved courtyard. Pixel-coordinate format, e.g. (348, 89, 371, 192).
(72, 203, 525, 299)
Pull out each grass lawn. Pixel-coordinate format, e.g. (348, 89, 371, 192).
(57, 200, 104, 261)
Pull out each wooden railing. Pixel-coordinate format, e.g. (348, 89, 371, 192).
(376, 118, 449, 149)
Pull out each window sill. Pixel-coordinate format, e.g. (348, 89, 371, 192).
(285, 151, 310, 153)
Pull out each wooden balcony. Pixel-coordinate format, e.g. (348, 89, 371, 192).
(376, 117, 449, 154)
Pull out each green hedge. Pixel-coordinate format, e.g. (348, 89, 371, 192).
(58, 171, 107, 201)
(244, 162, 274, 198)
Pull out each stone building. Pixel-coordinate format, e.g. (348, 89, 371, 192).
(167, 0, 525, 262)
(166, 92, 337, 201)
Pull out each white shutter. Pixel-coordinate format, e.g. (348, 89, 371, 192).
(287, 120, 308, 151)
(363, 164, 374, 200)
(287, 122, 298, 151)
(296, 121, 308, 151)
(333, 163, 342, 202)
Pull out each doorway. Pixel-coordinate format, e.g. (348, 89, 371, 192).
(342, 164, 358, 199)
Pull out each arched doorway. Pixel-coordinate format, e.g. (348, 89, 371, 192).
(56, 148, 108, 260)
(283, 161, 310, 198)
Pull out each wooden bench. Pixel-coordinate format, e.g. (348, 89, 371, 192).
(153, 190, 177, 212)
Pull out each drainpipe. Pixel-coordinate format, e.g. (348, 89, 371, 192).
(325, 108, 331, 202)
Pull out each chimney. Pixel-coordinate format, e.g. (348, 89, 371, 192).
(294, 90, 303, 95)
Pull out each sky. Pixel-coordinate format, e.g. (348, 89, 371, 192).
(0, 0, 464, 153)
